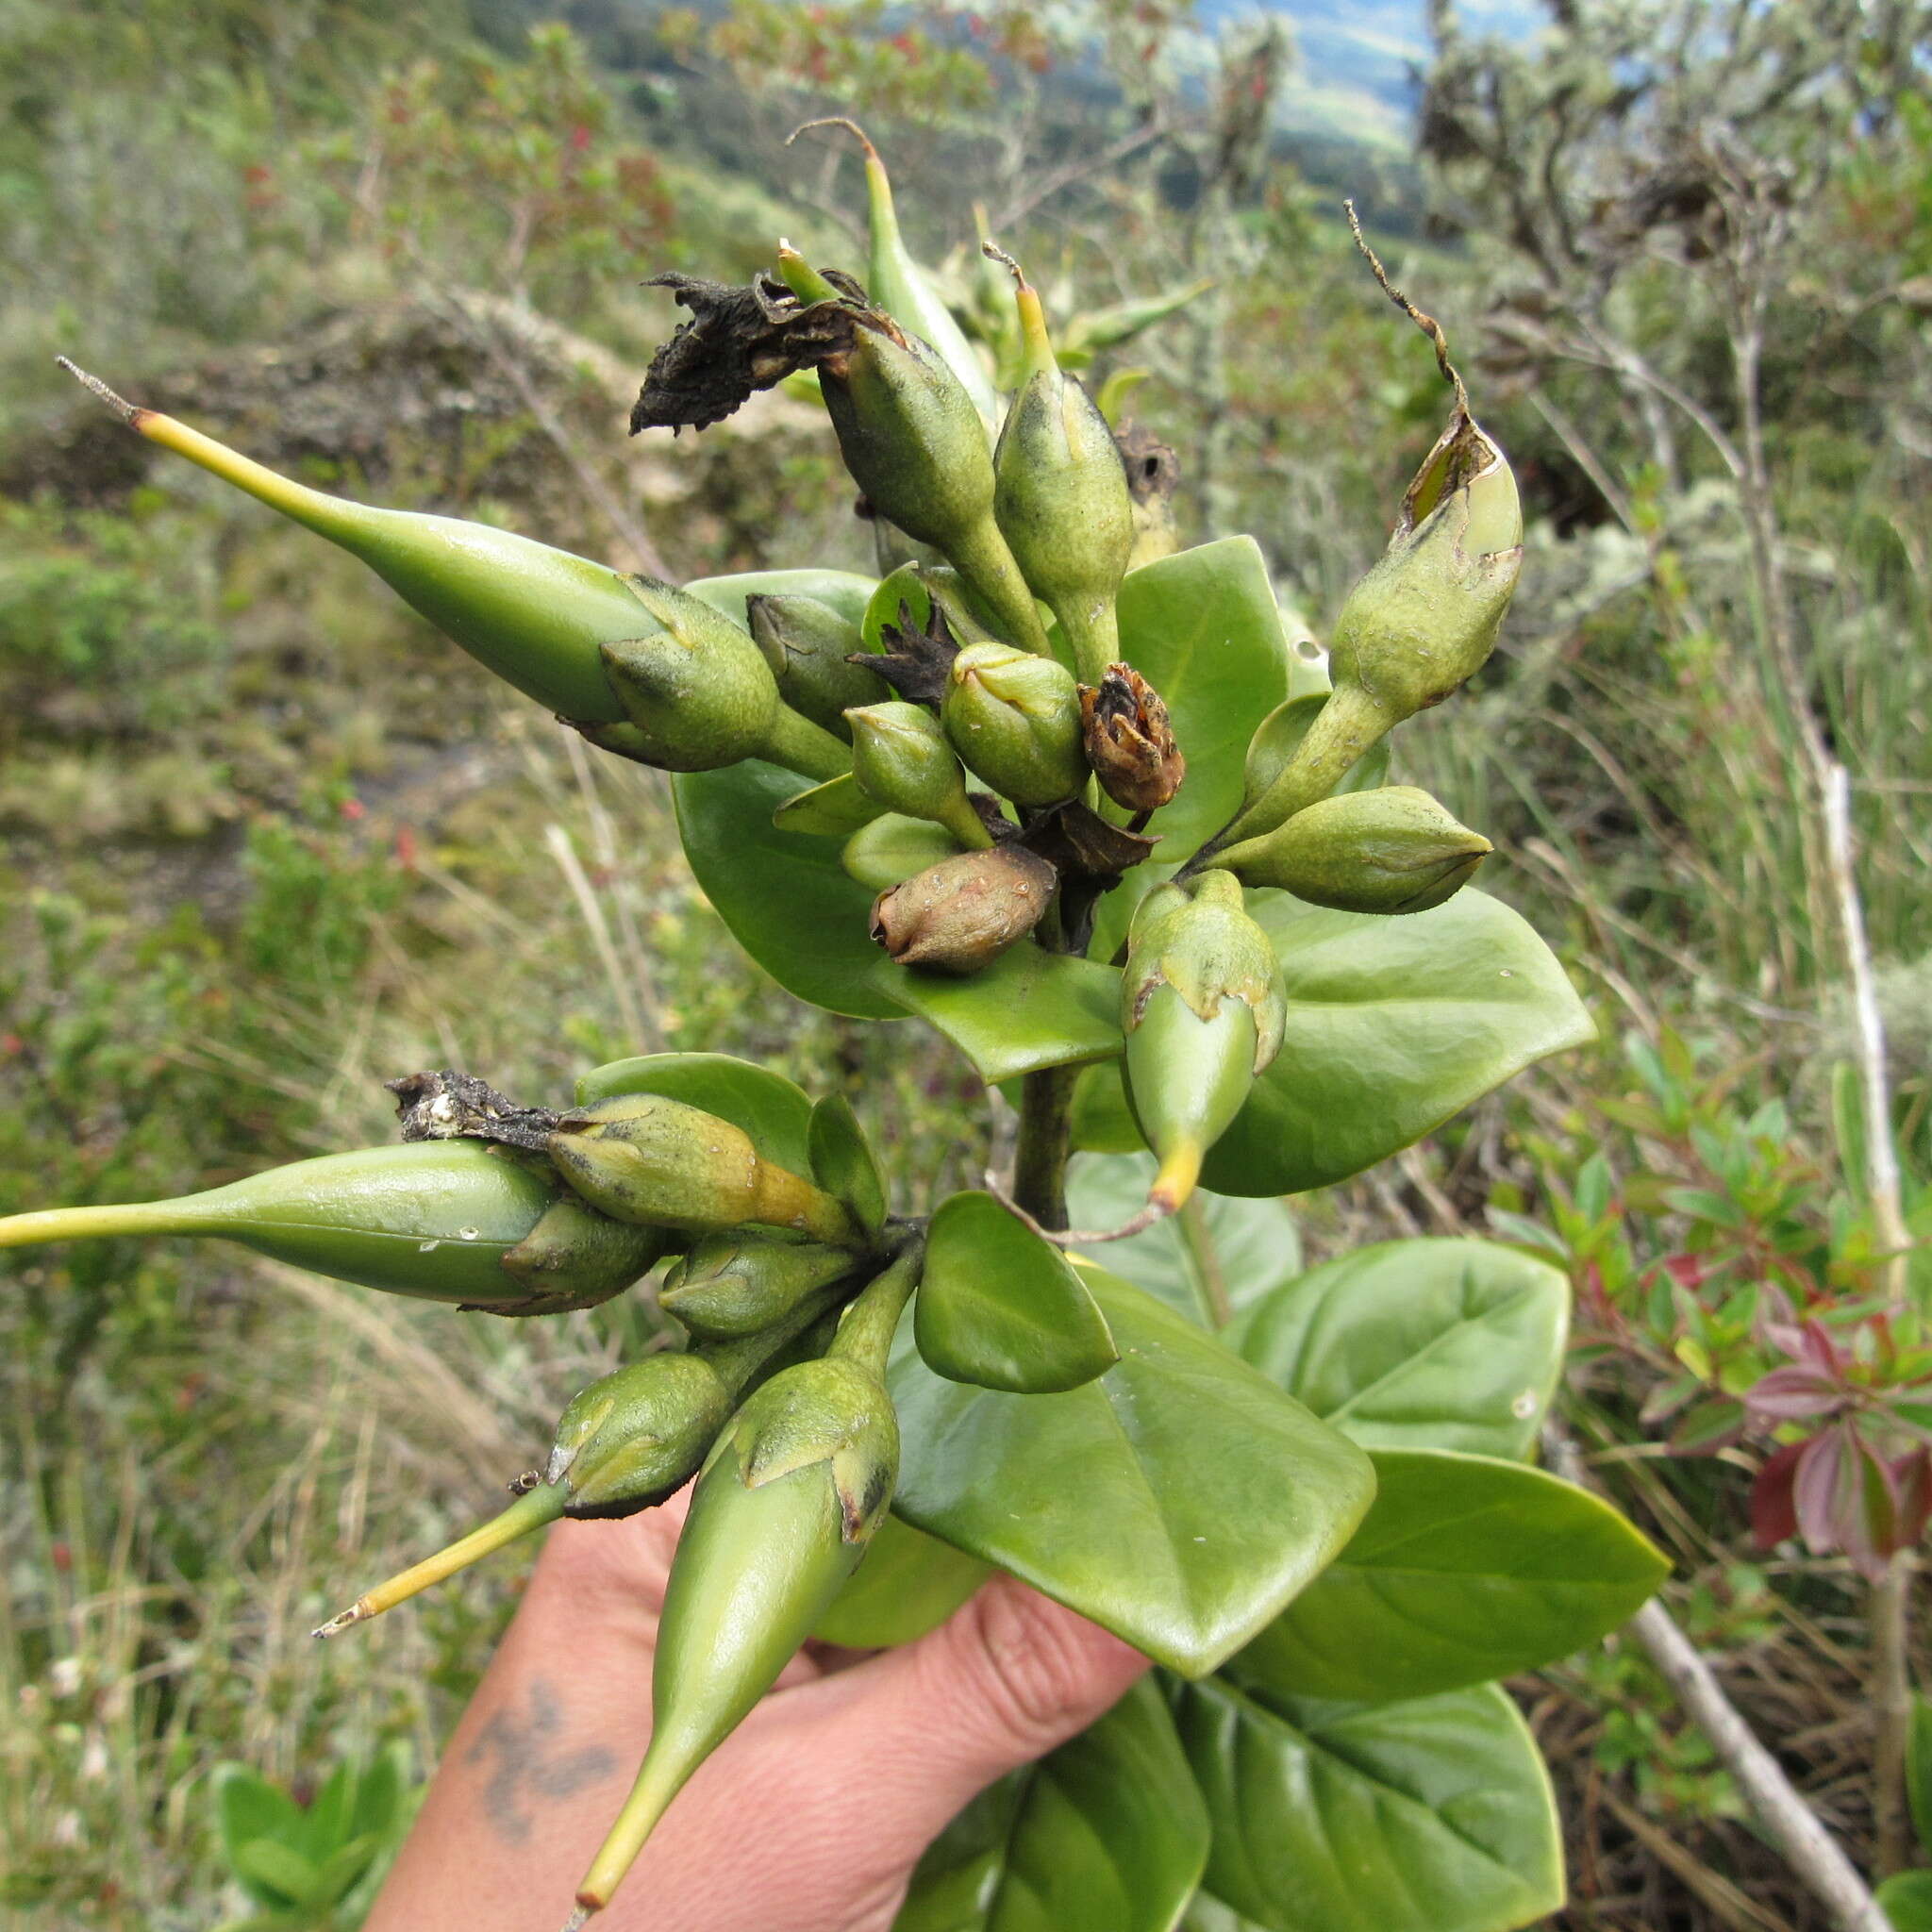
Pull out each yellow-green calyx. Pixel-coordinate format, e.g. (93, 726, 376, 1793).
(1122, 872, 1287, 1216)
(987, 255, 1135, 687)
(1216, 785, 1492, 914)
(0, 1141, 658, 1315)
(545, 1093, 863, 1247)
(57, 360, 641, 724)
(658, 1231, 861, 1340)
(572, 1241, 921, 1918)
(941, 641, 1088, 807)
(846, 701, 993, 849)
(1219, 408, 1520, 845)
(745, 594, 884, 740)
(872, 845, 1058, 974)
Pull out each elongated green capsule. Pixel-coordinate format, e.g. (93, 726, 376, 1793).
(570, 1242, 920, 1922)
(546, 1094, 863, 1247)
(941, 641, 1087, 807)
(0, 1141, 660, 1313)
(658, 1232, 860, 1340)
(846, 701, 994, 850)
(311, 1296, 842, 1639)
(57, 360, 635, 724)
(1219, 408, 1521, 846)
(774, 246, 1050, 660)
(1217, 786, 1491, 913)
(746, 594, 885, 740)
(1123, 874, 1287, 1218)
(987, 256, 1135, 686)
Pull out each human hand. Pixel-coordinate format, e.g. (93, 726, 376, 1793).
(363, 1485, 1149, 1932)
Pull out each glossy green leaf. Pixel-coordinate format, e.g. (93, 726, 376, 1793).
(674, 760, 905, 1020)
(916, 1191, 1119, 1393)
(575, 1052, 816, 1174)
(1172, 1678, 1563, 1932)
(874, 946, 1124, 1082)
(1236, 1449, 1668, 1704)
(863, 562, 933, 652)
(1068, 1061, 1145, 1156)
(842, 812, 961, 891)
(1876, 1874, 1932, 1932)
(814, 1513, 991, 1650)
(1230, 1238, 1569, 1458)
(1113, 538, 1290, 863)
(895, 1679, 1209, 1932)
(808, 1092, 888, 1237)
(773, 773, 883, 836)
(889, 1265, 1374, 1675)
(1066, 1154, 1299, 1329)
(687, 568, 878, 631)
(1201, 889, 1595, 1198)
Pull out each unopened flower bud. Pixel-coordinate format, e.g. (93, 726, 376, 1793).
(572, 1243, 920, 1918)
(1217, 786, 1491, 913)
(1123, 873, 1286, 1217)
(0, 1141, 658, 1314)
(545, 1353, 736, 1517)
(871, 845, 1058, 973)
(600, 577, 850, 781)
(745, 594, 885, 739)
(846, 701, 991, 849)
(545, 1093, 862, 1247)
(658, 1232, 860, 1340)
(988, 256, 1135, 684)
(941, 641, 1087, 807)
(1080, 664, 1185, 815)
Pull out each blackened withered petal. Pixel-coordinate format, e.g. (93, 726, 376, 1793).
(1016, 800, 1158, 879)
(630, 271, 862, 436)
(858, 599, 961, 708)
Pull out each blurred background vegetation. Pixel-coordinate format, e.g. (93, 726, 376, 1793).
(2, 0, 1929, 1924)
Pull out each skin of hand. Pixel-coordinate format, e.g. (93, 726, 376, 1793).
(363, 1485, 1150, 1932)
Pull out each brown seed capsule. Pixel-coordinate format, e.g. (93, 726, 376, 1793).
(871, 846, 1058, 974)
(1080, 665, 1185, 815)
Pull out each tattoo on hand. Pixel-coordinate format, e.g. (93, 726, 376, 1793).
(464, 1677, 619, 1844)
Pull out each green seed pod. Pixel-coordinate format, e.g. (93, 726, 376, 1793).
(989, 261, 1135, 686)
(545, 1093, 862, 1247)
(846, 701, 992, 849)
(58, 362, 638, 724)
(1122, 873, 1287, 1216)
(840, 812, 960, 891)
(571, 1243, 920, 1919)
(1220, 408, 1521, 845)
(596, 577, 851, 782)
(941, 641, 1087, 807)
(775, 245, 1050, 660)
(871, 844, 1058, 973)
(1217, 786, 1492, 913)
(745, 594, 885, 739)
(658, 1232, 860, 1341)
(546, 1352, 736, 1518)
(0, 1141, 657, 1313)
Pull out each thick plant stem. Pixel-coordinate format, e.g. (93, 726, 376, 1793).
(1011, 1066, 1077, 1233)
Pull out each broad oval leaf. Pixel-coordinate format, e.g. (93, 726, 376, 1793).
(1234, 1448, 1668, 1704)
(842, 812, 960, 891)
(1201, 888, 1595, 1198)
(575, 1052, 816, 1174)
(1230, 1238, 1569, 1458)
(889, 1265, 1375, 1676)
(773, 773, 883, 837)
(916, 1191, 1119, 1393)
(1876, 1874, 1932, 1932)
(687, 568, 878, 631)
(896, 1678, 1209, 1932)
(814, 1513, 991, 1649)
(875, 947, 1124, 1082)
(808, 1092, 888, 1237)
(674, 761, 905, 1020)
(1172, 1678, 1563, 1932)
(1067, 1153, 1300, 1329)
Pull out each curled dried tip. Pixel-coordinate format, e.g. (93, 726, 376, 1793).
(786, 115, 879, 163)
(1341, 201, 1469, 418)
(981, 241, 1031, 294)
(56, 357, 144, 427)
(988, 1183, 1173, 1250)
(311, 1600, 373, 1641)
